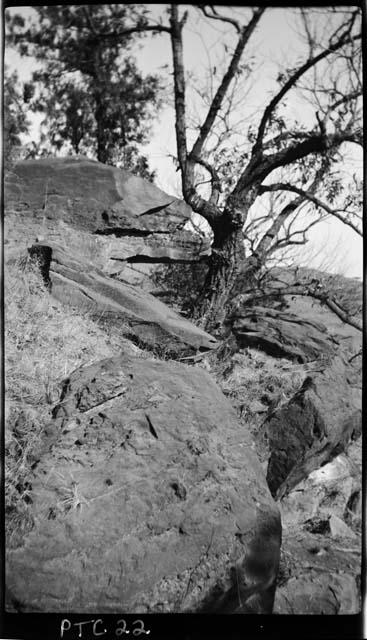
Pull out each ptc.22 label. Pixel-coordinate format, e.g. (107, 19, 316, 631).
(60, 618, 150, 638)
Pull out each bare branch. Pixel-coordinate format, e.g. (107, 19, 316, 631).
(170, 5, 188, 169)
(259, 183, 362, 235)
(263, 129, 310, 151)
(252, 160, 332, 263)
(254, 195, 305, 260)
(238, 127, 362, 194)
(268, 214, 325, 255)
(191, 154, 222, 205)
(235, 285, 362, 332)
(253, 20, 361, 153)
(300, 8, 316, 57)
(327, 89, 361, 114)
(286, 287, 362, 331)
(196, 5, 241, 33)
(189, 7, 265, 161)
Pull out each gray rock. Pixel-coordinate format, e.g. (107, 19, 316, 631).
(5, 157, 211, 288)
(274, 530, 361, 614)
(329, 514, 358, 539)
(262, 357, 361, 499)
(280, 439, 361, 529)
(6, 354, 281, 613)
(229, 305, 336, 363)
(28, 242, 217, 355)
(248, 399, 268, 414)
(5, 157, 191, 232)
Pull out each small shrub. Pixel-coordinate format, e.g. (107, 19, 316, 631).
(151, 262, 208, 316)
(196, 346, 306, 465)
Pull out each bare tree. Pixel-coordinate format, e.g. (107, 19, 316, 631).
(169, 5, 362, 330)
(8, 5, 362, 333)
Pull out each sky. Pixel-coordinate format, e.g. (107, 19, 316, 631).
(5, 4, 363, 279)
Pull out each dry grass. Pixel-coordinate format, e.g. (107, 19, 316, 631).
(4, 255, 122, 547)
(196, 345, 307, 464)
(205, 346, 305, 415)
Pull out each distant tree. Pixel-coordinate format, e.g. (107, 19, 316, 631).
(6, 5, 164, 180)
(3, 65, 30, 170)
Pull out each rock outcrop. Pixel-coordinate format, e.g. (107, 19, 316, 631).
(5, 156, 362, 617)
(229, 306, 336, 363)
(5, 157, 211, 288)
(28, 242, 217, 356)
(262, 357, 361, 499)
(6, 354, 281, 613)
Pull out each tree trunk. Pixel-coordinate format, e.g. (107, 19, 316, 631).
(193, 186, 262, 332)
(193, 219, 246, 331)
(95, 90, 108, 164)
(92, 46, 109, 164)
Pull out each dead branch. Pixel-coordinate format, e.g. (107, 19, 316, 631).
(253, 15, 361, 153)
(196, 5, 242, 33)
(259, 183, 362, 236)
(236, 285, 362, 332)
(189, 8, 265, 162)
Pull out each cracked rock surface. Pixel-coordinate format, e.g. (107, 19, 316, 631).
(229, 305, 337, 363)
(27, 242, 217, 356)
(261, 356, 361, 499)
(274, 528, 361, 614)
(6, 354, 281, 613)
(273, 438, 361, 614)
(5, 157, 211, 288)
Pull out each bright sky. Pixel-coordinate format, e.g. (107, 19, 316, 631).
(5, 4, 363, 279)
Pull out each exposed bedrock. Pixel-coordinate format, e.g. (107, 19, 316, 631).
(6, 355, 281, 613)
(274, 528, 360, 614)
(229, 305, 337, 363)
(5, 157, 211, 288)
(28, 242, 217, 355)
(273, 437, 361, 614)
(280, 437, 361, 532)
(261, 356, 361, 499)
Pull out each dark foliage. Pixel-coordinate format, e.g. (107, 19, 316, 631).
(6, 5, 163, 179)
(3, 66, 30, 170)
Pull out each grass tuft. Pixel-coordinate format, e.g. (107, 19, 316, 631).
(5, 256, 122, 547)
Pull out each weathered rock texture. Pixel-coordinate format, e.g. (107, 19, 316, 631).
(274, 529, 361, 614)
(280, 438, 362, 532)
(229, 306, 337, 363)
(6, 354, 281, 613)
(274, 438, 362, 615)
(262, 357, 361, 499)
(5, 157, 211, 287)
(274, 438, 361, 614)
(28, 243, 217, 355)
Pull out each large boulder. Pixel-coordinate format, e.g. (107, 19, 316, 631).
(229, 306, 336, 363)
(5, 157, 193, 233)
(262, 357, 362, 499)
(28, 242, 217, 355)
(5, 157, 211, 288)
(6, 354, 281, 613)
